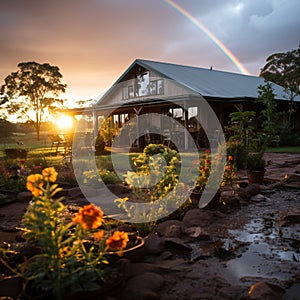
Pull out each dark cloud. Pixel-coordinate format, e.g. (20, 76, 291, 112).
(0, 0, 299, 102)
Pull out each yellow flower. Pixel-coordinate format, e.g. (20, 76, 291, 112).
(26, 174, 44, 197)
(42, 167, 58, 182)
(105, 231, 129, 251)
(72, 204, 104, 230)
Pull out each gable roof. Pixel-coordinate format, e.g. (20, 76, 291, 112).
(97, 59, 300, 105)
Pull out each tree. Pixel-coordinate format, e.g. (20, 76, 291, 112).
(0, 62, 67, 140)
(256, 82, 280, 141)
(260, 45, 300, 125)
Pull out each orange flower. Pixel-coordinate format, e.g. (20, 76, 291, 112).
(26, 174, 44, 197)
(225, 165, 231, 171)
(42, 167, 58, 182)
(72, 204, 104, 230)
(228, 155, 233, 161)
(105, 231, 129, 251)
(93, 230, 104, 241)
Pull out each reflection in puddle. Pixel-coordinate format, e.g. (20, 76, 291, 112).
(224, 216, 300, 283)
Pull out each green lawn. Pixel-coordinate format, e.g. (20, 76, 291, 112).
(266, 146, 300, 153)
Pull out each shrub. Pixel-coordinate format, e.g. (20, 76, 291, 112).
(95, 134, 105, 154)
(4, 148, 28, 159)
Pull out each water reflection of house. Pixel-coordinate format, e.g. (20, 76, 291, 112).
(71, 59, 300, 150)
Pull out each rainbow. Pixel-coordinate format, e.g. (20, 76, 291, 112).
(163, 0, 250, 75)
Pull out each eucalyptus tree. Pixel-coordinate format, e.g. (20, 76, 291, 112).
(260, 45, 300, 124)
(0, 62, 67, 140)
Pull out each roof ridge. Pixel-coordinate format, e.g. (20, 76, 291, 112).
(136, 58, 258, 78)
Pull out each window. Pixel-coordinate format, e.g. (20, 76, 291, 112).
(149, 80, 157, 95)
(128, 86, 134, 98)
(157, 79, 164, 94)
(122, 87, 128, 100)
(122, 78, 164, 100)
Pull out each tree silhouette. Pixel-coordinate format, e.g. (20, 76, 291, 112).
(260, 45, 300, 124)
(1, 62, 67, 140)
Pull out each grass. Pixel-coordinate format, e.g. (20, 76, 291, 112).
(266, 146, 300, 153)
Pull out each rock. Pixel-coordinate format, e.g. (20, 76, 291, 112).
(144, 234, 165, 255)
(246, 281, 285, 300)
(245, 184, 261, 196)
(67, 187, 84, 198)
(165, 237, 192, 252)
(17, 191, 32, 202)
(185, 226, 210, 240)
(125, 262, 161, 278)
(107, 183, 131, 195)
(237, 188, 251, 201)
(156, 220, 185, 238)
(279, 209, 300, 226)
(159, 251, 173, 260)
(183, 209, 216, 227)
(220, 191, 241, 207)
(284, 173, 300, 183)
(80, 186, 99, 197)
(250, 194, 266, 202)
(123, 272, 164, 300)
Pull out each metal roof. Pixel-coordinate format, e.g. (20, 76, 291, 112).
(135, 59, 299, 101)
(96, 59, 299, 105)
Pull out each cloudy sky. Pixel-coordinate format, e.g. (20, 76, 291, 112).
(0, 0, 299, 105)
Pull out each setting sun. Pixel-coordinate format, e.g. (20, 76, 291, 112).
(55, 115, 74, 130)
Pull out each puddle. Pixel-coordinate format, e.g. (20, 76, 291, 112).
(223, 211, 300, 285)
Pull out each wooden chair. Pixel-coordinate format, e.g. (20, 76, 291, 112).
(49, 134, 68, 155)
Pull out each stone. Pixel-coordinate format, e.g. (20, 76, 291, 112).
(80, 186, 99, 197)
(245, 184, 261, 196)
(165, 237, 192, 252)
(279, 209, 300, 226)
(183, 209, 215, 227)
(144, 233, 165, 255)
(250, 194, 266, 202)
(125, 262, 161, 278)
(220, 193, 241, 207)
(67, 187, 84, 198)
(236, 188, 251, 201)
(17, 191, 32, 202)
(156, 220, 185, 238)
(107, 183, 131, 195)
(185, 226, 210, 240)
(247, 281, 285, 300)
(122, 272, 164, 300)
(284, 173, 300, 183)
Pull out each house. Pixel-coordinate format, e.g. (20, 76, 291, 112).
(77, 59, 300, 150)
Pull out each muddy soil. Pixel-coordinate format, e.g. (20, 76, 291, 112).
(156, 188, 300, 300)
(0, 152, 300, 299)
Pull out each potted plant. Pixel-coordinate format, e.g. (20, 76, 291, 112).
(246, 122, 274, 184)
(246, 151, 267, 184)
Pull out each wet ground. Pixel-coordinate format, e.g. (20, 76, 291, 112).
(0, 152, 300, 299)
(154, 187, 300, 300)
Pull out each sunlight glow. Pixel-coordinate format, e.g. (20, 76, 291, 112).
(55, 115, 74, 130)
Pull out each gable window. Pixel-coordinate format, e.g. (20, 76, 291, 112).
(128, 85, 134, 98)
(122, 87, 128, 100)
(122, 78, 164, 100)
(157, 79, 164, 94)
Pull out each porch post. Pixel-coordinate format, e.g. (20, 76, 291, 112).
(92, 108, 98, 139)
(133, 107, 142, 148)
(184, 101, 189, 150)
